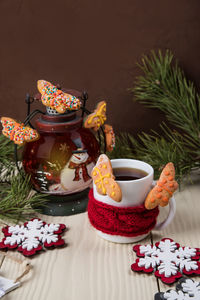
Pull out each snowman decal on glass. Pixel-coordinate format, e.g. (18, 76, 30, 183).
(49, 148, 94, 194)
(68, 149, 92, 182)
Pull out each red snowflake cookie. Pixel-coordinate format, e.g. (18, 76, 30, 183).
(131, 238, 200, 284)
(0, 218, 66, 256)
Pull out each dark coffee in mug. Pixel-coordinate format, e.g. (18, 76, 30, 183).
(113, 167, 148, 181)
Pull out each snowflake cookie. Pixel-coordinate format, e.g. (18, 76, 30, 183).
(155, 277, 200, 300)
(0, 218, 66, 256)
(131, 238, 200, 284)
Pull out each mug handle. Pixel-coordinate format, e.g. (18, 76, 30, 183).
(153, 196, 176, 231)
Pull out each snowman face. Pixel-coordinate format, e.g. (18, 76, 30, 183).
(70, 152, 89, 164)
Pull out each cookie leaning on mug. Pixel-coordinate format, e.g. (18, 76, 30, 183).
(144, 162, 178, 210)
(91, 154, 122, 202)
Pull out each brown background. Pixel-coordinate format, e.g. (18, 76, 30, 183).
(0, 0, 199, 135)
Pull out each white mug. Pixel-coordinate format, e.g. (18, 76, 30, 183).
(93, 159, 176, 243)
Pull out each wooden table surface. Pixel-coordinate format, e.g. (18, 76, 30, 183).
(1, 177, 200, 300)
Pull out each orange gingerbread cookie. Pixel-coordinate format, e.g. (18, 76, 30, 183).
(84, 101, 106, 131)
(1, 117, 40, 146)
(37, 80, 81, 114)
(104, 124, 115, 152)
(91, 154, 122, 202)
(144, 162, 178, 210)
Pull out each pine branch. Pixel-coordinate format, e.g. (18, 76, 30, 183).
(0, 135, 47, 222)
(111, 50, 200, 181)
(130, 50, 200, 143)
(131, 132, 195, 180)
(0, 134, 18, 182)
(0, 175, 47, 223)
(109, 131, 195, 181)
(107, 133, 135, 159)
(0, 134, 13, 163)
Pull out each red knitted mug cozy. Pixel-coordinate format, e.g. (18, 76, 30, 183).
(87, 189, 159, 237)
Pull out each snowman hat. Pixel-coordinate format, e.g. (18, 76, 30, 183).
(72, 148, 88, 154)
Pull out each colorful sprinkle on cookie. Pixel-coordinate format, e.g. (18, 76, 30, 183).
(84, 101, 106, 131)
(92, 154, 122, 202)
(37, 80, 81, 114)
(144, 162, 178, 210)
(1, 117, 40, 146)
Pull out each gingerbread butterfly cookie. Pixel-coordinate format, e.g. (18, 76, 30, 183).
(84, 101, 106, 131)
(37, 80, 81, 114)
(104, 124, 115, 152)
(91, 154, 122, 202)
(1, 117, 39, 146)
(144, 162, 178, 210)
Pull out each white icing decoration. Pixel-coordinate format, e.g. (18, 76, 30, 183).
(137, 239, 198, 278)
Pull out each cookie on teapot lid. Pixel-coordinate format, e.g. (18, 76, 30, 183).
(37, 80, 81, 114)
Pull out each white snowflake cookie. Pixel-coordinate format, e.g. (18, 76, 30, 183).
(0, 218, 66, 256)
(131, 238, 200, 284)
